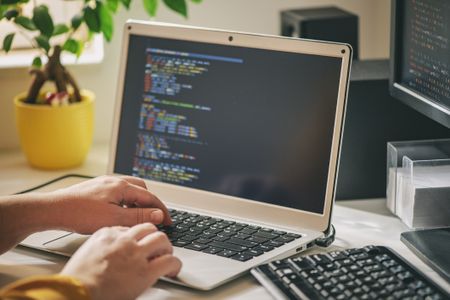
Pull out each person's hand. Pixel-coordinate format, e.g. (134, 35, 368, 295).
(61, 223, 182, 300)
(51, 175, 172, 234)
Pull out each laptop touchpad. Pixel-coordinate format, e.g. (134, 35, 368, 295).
(44, 233, 89, 256)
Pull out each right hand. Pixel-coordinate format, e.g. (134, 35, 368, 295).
(61, 223, 182, 300)
(51, 175, 173, 235)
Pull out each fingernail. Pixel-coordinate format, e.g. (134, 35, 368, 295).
(151, 210, 164, 223)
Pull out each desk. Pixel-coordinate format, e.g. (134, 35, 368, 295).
(1, 144, 449, 299)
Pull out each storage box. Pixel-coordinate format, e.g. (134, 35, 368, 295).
(386, 139, 450, 228)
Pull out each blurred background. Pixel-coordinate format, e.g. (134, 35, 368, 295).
(0, 0, 390, 150)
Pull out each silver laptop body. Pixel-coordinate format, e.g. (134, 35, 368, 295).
(21, 20, 351, 291)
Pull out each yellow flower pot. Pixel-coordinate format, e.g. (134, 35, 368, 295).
(14, 90, 94, 169)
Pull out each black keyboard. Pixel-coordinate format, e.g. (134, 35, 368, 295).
(158, 208, 302, 262)
(251, 245, 449, 300)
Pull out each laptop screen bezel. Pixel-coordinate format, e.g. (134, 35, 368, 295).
(109, 20, 351, 233)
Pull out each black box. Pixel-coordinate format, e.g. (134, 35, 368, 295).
(336, 60, 450, 200)
(281, 6, 359, 59)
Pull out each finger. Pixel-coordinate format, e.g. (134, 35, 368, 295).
(137, 231, 173, 258)
(124, 223, 158, 241)
(118, 175, 147, 189)
(110, 226, 129, 232)
(121, 184, 172, 225)
(147, 254, 182, 278)
(116, 207, 165, 227)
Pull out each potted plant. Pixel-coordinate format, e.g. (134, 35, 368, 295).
(1, 0, 199, 169)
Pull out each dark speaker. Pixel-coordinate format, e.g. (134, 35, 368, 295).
(336, 60, 450, 200)
(281, 6, 359, 59)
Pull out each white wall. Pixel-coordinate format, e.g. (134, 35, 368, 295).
(0, 0, 390, 149)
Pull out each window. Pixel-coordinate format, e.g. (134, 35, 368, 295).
(0, 0, 103, 68)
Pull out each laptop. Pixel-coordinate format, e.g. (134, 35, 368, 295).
(20, 20, 352, 291)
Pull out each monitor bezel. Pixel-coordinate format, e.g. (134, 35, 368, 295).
(389, 0, 450, 129)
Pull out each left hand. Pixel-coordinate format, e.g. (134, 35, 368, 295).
(51, 175, 172, 234)
(61, 223, 182, 300)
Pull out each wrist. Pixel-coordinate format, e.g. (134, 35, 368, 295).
(0, 192, 65, 254)
(0, 192, 64, 236)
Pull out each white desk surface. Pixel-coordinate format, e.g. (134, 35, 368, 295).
(1, 144, 449, 299)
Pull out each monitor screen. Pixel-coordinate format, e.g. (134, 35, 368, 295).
(114, 34, 343, 214)
(390, 0, 450, 128)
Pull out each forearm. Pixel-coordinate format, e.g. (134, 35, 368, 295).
(0, 192, 64, 254)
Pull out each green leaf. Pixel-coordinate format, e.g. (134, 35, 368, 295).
(99, 2, 113, 41)
(83, 5, 100, 32)
(32, 5, 54, 37)
(62, 38, 78, 54)
(143, 0, 158, 17)
(87, 30, 94, 42)
(120, 0, 131, 9)
(163, 0, 187, 17)
(76, 40, 84, 57)
(53, 24, 69, 36)
(2, 33, 15, 53)
(0, 6, 5, 21)
(3, 9, 18, 20)
(14, 16, 36, 30)
(71, 13, 83, 30)
(106, 0, 119, 12)
(34, 35, 50, 53)
(190, 0, 202, 3)
(32, 56, 42, 68)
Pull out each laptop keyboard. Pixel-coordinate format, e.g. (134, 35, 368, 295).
(158, 208, 303, 262)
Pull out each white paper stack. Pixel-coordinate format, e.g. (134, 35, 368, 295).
(392, 164, 450, 228)
(386, 139, 450, 229)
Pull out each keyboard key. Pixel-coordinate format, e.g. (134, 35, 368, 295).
(202, 247, 222, 254)
(222, 220, 235, 226)
(311, 254, 332, 265)
(243, 248, 264, 257)
(273, 230, 287, 235)
(240, 228, 257, 235)
(212, 222, 228, 229)
(199, 232, 215, 239)
(208, 241, 247, 252)
(195, 237, 212, 244)
(185, 243, 208, 251)
(217, 250, 237, 258)
(204, 228, 223, 234)
(247, 236, 269, 243)
(232, 253, 254, 262)
(247, 225, 261, 230)
(285, 232, 301, 238)
(228, 224, 246, 231)
(228, 237, 258, 248)
(220, 230, 236, 237)
(291, 257, 315, 270)
(234, 233, 250, 240)
(173, 240, 190, 247)
(274, 236, 294, 244)
(179, 235, 198, 242)
(212, 235, 230, 242)
(253, 244, 274, 252)
(255, 231, 279, 240)
(264, 240, 285, 247)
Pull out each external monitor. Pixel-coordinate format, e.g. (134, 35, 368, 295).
(389, 0, 450, 128)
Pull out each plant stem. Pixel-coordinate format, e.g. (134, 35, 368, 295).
(26, 46, 82, 103)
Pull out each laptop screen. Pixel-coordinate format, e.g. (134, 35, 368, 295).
(114, 34, 343, 214)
